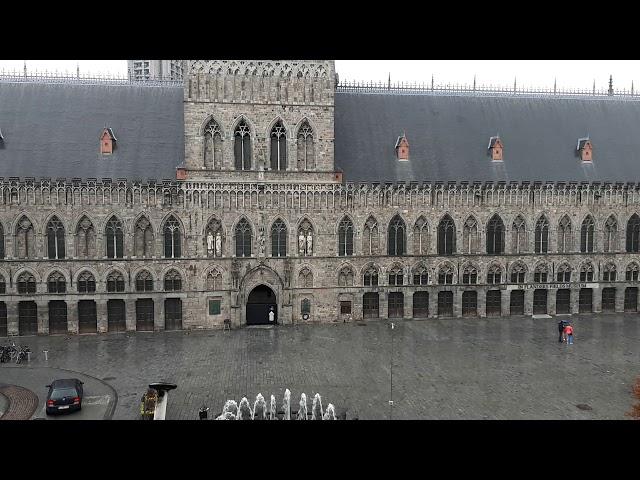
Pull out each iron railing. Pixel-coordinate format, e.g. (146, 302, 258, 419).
(0, 70, 183, 87)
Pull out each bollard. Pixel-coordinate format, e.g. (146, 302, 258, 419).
(43, 350, 49, 361)
(26, 351, 31, 362)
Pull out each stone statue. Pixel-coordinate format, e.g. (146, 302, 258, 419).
(206, 231, 214, 255)
(284, 260, 291, 287)
(215, 232, 222, 257)
(259, 226, 266, 255)
(298, 233, 306, 254)
(306, 232, 313, 255)
(231, 259, 240, 289)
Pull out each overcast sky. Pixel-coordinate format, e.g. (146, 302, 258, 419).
(1, 60, 639, 91)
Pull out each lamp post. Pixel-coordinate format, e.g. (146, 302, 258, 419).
(389, 321, 395, 420)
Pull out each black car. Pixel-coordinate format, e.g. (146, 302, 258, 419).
(46, 379, 84, 415)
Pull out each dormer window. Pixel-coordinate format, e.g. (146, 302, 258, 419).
(577, 137, 592, 162)
(488, 136, 503, 161)
(395, 133, 409, 161)
(100, 128, 117, 155)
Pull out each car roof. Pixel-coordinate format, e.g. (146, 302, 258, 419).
(51, 379, 81, 387)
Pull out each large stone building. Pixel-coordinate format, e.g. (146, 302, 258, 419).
(2, 59, 640, 337)
(128, 60, 185, 81)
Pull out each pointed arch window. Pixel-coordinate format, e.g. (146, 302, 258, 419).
(0, 222, 4, 259)
(270, 120, 287, 171)
(164, 270, 182, 291)
(413, 217, 428, 255)
(626, 262, 639, 281)
(235, 218, 252, 257)
(388, 265, 404, 286)
(580, 263, 594, 282)
(271, 219, 287, 257)
(556, 263, 571, 283)
(363, 217, 379, 255)
(78, 271, 96, 293)
(297, 219, 313, 256)
(363, 265, 379, 286)
(388, 215, 406, 256)
(535, 263, 549, 283)
(297, 121, 315, 170)
(134, 216, 154, 258)
(17, 272, 36, 294)
(76, 216, 96, 259)
(487, 264, 502, 284)
(413, 264, 429, 285)
(580, 216, 595, 253)
(438, 264, 454, 285)
(47, 271, 66, 293)
(338, 217, 354, 256)
(486, 214, 505, 254)
(107, 271, 125, 292)
(163, 216, 181, 259)
(46, 216, 65, 259)
(203, 118, 222, 169)
(338, 267, 354, 286)
(205, 218, 223, 258)
(626, 214, 640, 252)
(535, 216, 549, 253)
(604, 215, 618, 253)
(603, 263, 617, 282)
(298, 267, 313, 288)
(558, 216, 572, 253)
(510, 263, 527, 283)
(234, 119, 252, 170)
(512, 216, 527, 254)
(462, 216, 478, 254)
(462, 264, 478, 284)
(206, 270, 223, 290)
(135, 270, 154, 292)
(16, 216, 35, 259)
(438, 215, 456, 255)
(105, 216, 124, 259)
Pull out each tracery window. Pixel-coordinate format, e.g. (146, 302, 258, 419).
(510, 263, 527, 283)
(534, 263, 549, 283)
(437, 215, 456, 255)
(363, 265, 379, 286)
(388, 265, 404, 286)
(17, 272, 36, 294)
(387, 215, 406, 256)
(271, 219, 287, 257)
(462, 264, 478, 285)
(206, 270, 223, 290)
(164, 270, 182, 291)
(535, 216, 549, 253)
(413, 217, 428, 255)
(270, 120, 287, 171)
(580, 263, 594, 282)
(106, 271, 125, 292)
(234, 119, 252, 170)
(297, 219, 313, 256)
(77, 271, 96, 293)
(338, 267, 354, 287)
(203, 118, 222, 169)
(580, 215, 595, 253)
(163, 216, 182, 259)
(556, 263, 571, 283)
(413, 264, 429, 285)
(362, 216, 379, 255)
(297, 121, 315, 170)
(46, 216, 65, 259)
(338, 217, 354, 256)
(462, 216, 478, 254)
(603, 263, 617, 282)
(15, 216, 35, 259)
(626, 262, 639, 281)
(512, 216, 527, 254)
(486, 214, 505, 255)
(105, 216, 124, 259)
(298, 267, 313, 288)
(76, 216, 96, 259)
(603, 215, 617, 253)
(438, 264, 454, 285)
(487, 264, 502, 284)
(205, 218, 223, 258)
(135, 270, 154, 292)
(558, 215, 572, 253)
(47, 272, 66, 293)
(134, 216, 154, 258)
(235, 218, 252, 257)
(626, 214, 640, 252)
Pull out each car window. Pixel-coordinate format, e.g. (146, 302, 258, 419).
(50, 387, 77, 400)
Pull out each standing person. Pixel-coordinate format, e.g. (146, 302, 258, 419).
(558, 319, 566, 343)
(268, 306, 275, 323)
(564, 323, 574, 345)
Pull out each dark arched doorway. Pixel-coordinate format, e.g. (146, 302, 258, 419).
(246, 285, 277, 325)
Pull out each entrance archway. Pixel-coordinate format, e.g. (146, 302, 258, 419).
(246, 285, 277, 325)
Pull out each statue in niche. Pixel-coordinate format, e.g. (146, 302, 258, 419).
(215, 231, 222, 257)
(306, 232, 313, 255)
(206, 232, 215, 256)
(298, 233, 306, 255)
(259, 226, 266, 255)
(231, 259, 240, 289)
(284, 259, 292, 287)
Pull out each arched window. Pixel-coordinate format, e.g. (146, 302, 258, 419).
(134, 216, 154, 258)
(297, 219, 313, 256)
(105, 216, 124, 259)
(512, 215, 527, 253)
(0, 273, 5, 294)
(297, 121, 315, 170)
(486, 214, 505, 254)
(301, 298, 311, 315)
(535, 216, 549, 253)
(17, 271, 36, 294)
(15, 216, 35, 259)
(580, 215, 595, 253)
(388, 265, 404, 286)
(234, 119, 252, 170)
(604, 215, 617, 253)
(163, 216, 182, 258)
(558, 215, 572, 253)
(338, 217, 354, 256)
(46, 216, 65, 259)
(438, 264, 454, 285)
(363, 216, 379, 255)
(580, 262, 594, 282)
(603, 263, 617, 282)
(626, 262, 639, 281)
(203, 118, 222, 169)
(164, 270, 182, 291)
(363, 265, 379, 286)
(338, 267, 354, 286)
(235, 218, 252, 257)
(107, 271, 125, 292)
(556, 263, 571, 283)
(487, 264, 502, 284)
(77, 271, 96, 293)
(462, 264, 478, 284)
(0, 223, 4, 259)
(205, 218, 223, 258)
(298, 267, 313, 288)
(462, 216, 478, 254)
(388, 215, 406, 256)
(437, 215, 456, 255)
(47, 271, 66, 293)
(626, 214, 640, 252)
(135, 270, 154, 292)
(206, 270, 223, 290)
(413, 264, 429, 285)
(270, 120, 287, 171)
(413, 216, 428, 255)
(510, 263, 527, 283)
(534, 263, 549, 283)
(76, 216, 96, 259)
(271, 219, 287, 257)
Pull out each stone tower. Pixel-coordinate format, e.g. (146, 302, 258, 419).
(181, 60, 338, 183)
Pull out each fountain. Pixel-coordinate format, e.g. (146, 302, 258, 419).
(297, 393, 308, 420)
(270, 395, 277, 420)
(237, 397, 253, 420)
(216, 411, 236, 420)
(323, 403, 337, 420)
(311, 393, 323, 420)
(282, 389, 291, 420)
(253, 393, 266, 420)
(222, 399, 238, 417)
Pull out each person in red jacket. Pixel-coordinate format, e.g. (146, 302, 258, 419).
(564, 323, 574, 345)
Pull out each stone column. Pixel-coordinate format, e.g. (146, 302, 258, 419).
(7, 302, 18, 336)
(67, 300, 79, 334)
(155, 296, 165, 331)
(571, 288, 580, 314)
(126, 298, 137, 331)
(501, 289, 511, 317)
(593, 287, 602, 313)
(454, 289, 463, 318)
(37, 300, 49, 335)
(548, 289, 557, 316)
(404, 291, 412, 319)
(378, 291, 387, 320)
(477, 288, 486, 318)
(616, 286, 626, 313)
(524, 289, 533, 316)
(96, 299, 108, 333)
(429, 289, 438, 318)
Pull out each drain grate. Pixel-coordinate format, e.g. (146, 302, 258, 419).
(576, 404, 593, 411)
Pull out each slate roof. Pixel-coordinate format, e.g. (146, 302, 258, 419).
(334, 92, 640, 183)
(0, 81, 183, 181)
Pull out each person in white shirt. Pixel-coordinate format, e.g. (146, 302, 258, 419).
(268, 307, 275, 323)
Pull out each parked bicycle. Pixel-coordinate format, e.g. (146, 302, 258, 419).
(15, 345, 30, 364)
